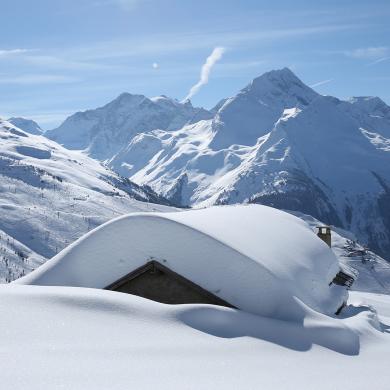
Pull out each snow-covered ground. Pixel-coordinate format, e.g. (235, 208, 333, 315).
(0, 284, 389, 390)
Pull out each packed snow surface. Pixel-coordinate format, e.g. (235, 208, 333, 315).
(18, 205, 347, 320)
(0, 284, 389, 390)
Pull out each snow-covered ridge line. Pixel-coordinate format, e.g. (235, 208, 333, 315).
(45, 93, 213, 160)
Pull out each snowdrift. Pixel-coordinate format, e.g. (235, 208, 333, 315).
(17, 205, 347, 320)
(1, 285, 389, 390)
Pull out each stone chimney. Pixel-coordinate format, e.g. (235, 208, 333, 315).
(316, 226, 331, 247)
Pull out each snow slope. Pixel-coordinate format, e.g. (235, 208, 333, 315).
(0, 229, 44, 283)
(0, 119, 173, 282)
(17, 205, 347, 320)
(0, 284, 389, 390)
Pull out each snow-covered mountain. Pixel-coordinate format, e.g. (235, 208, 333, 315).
(7, 117, 43, 135)
(46, 94, 212, 160)
(0, 119, 173, 282)
(47, 68, 390, 260)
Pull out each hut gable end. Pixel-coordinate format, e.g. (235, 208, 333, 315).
(105, 260, 234, 308)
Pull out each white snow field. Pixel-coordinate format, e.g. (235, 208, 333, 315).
(17, 205, 348, 320)
(0, 284, 389, 390)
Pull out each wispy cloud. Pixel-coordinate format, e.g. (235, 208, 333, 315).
(21, 54, 118, 71)
(0, 74, 79, 85)
(310, 79, 333, 88)
(56, 23, 359, 63)
(367, 56, 390, 66)
(344, 46, 389, 59)
(0, 49, 33, 57)
(0, 23, 361, 75)
(183, 47, 225, 101)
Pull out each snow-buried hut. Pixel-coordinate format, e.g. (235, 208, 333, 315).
(16, 205, 354, 320)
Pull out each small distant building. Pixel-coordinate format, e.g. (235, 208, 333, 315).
(16, 205, 356, 319)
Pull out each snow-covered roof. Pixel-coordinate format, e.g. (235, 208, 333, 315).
(16, 205, 347, 320)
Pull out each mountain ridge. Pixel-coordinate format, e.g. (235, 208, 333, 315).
(46, 93, 213, 160)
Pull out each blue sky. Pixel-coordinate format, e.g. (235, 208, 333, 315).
(0, 0, 389, 129)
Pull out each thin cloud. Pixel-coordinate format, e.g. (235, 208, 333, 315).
(310, 79, 333, 88)
(57, 23, 359, 63)
(344, 46, 389, 59)
(0, 49, 116, 72)
(0, 49, 33, 57)
(22, 54, 118, 71)
(0, 74, 79, 85)
(183, 47, 225, 101)
(367, 56, 390, 66)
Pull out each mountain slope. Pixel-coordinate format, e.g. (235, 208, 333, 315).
(0, 119, 173, 282)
